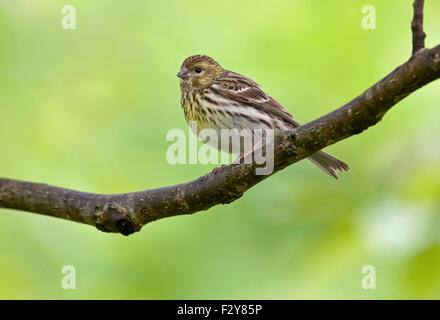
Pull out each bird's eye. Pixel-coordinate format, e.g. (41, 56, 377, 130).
(195, 67, 202, 74)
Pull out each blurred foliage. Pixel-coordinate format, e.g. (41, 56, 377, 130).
(0, 0, 440, 299)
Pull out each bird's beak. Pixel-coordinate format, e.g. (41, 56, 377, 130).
(177, 69, 189, 79)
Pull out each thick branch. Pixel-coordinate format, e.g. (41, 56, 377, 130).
(1, 45, 440, 235)
(412, 0, 426, 55)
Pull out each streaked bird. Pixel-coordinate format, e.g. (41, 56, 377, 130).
(177, 54, 349, 179)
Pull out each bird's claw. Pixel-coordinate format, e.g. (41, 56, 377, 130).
(211, 164, 227, 174)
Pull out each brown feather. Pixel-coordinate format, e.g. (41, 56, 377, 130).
(214, 70, 301, 127)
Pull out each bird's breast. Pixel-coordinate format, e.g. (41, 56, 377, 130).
(181, 88, 290, 136)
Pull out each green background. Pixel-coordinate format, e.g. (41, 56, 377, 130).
(1, 0, 440, 299)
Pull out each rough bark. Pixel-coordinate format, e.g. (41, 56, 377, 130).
(412, 0, 426, 55)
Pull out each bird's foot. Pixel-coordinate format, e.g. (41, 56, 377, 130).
(211, 164, 227, 174)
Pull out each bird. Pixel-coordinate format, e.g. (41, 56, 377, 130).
(177, 54, 349, 179)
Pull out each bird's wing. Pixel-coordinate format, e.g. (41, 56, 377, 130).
(213, 70, 301, 127)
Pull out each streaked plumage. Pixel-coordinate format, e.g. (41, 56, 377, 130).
(177, 54, 349, 179)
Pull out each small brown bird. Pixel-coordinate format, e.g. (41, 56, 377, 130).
(177, 54, 349, 179)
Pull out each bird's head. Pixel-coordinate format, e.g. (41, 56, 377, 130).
(177, 55, 222, 90)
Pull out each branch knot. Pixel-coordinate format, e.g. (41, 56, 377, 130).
(95, 203, 139, 236)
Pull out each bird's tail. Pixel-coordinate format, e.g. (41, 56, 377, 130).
(308, 151, 349, 180)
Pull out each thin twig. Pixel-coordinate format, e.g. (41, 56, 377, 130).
(412, 0, 426, 55)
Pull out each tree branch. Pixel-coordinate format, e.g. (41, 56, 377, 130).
(412, 0, 426, 55)
(1, 1, 439, 235)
